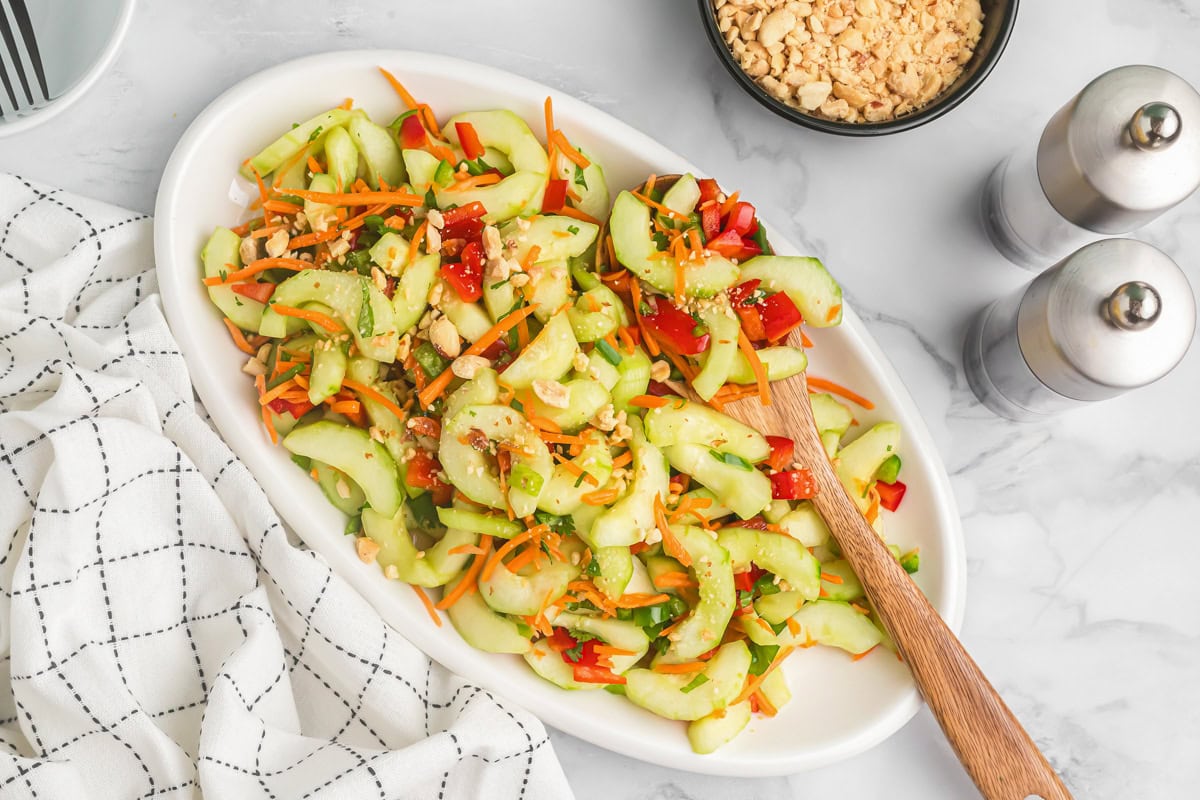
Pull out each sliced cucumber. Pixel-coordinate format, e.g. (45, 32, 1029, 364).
(444, 110, 549, 173)
(393, 253, 440, 335)
(777, 599, 882, 655)
(440, 280, 494, 342)
(537, 441, 614, 515)
(692, 306, 740, 401)
(241, 107, 354, 179)
(343, 357, 408, 466)
(682, 487, 734, 522)
(810, 392, 853, 436)
(625, 640, 750, 721)
(753, 591, 805, 625)
(303, 172, 340, 234)
(283, 421, 401, 517)
(777, 502, 831, 547)
(738, 255, 843, 328)
(819, 558, 865, 602)
(402, 148, 440, 189)
(435, 171, 547, 224)
(361, 506, 476, 587)
(323, 125, 360, 191)
(610, 191, 739, 298)
(658, 525, 735, 661)
(526, 261, 572, 324)
(661, 173, 701, 216)
(590, 545, 634, 599)
(554, 612, 649, 673)
(554, 148, 610, 220)
(643, 399, 769, 463)
(568, 285, 628, 342)
(479, 558, 577, 616)
(348, 115, 405, 189)
(688, 702, 751, 755)
(589, 417, 669, 547)
(202, 227, 264, 332)
(759, 665, 792, 710)
(447, 570, 532, 654)
(312, 460, 365, 516)
(441, 367, 500, 425)
(435, 507, 524, 539)
(500, 215, 599, 263)
(524, 639, 600, 690)
(726, 346, 808, 385)
(716, 527, 822, 600)
(836, 422, 901, 511)
(499, 310, 578, 389)
(260, 270, 398, 363)
(610, 345, 651, 414)
(439, 404, 553, 517)
(663, 443, 772, 521)
(308, 342, 348, 405)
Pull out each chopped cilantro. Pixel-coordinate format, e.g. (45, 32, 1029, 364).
(357, 281, 374, 338)
(680, 674, 709, 694)
(747, 642, 780, 676)
(533, 511, 575, 535)
(308, 125, 324, 143)
(710, 450, 753, 471)
(573, 163, 588, 189)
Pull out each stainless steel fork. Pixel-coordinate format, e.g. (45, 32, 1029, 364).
(0, 0, 49, 117)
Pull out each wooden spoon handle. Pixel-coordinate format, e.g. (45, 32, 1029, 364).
(809, 481, 1072, 800)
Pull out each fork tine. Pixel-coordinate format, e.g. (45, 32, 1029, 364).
(0, 42, 16, 109)
(7, 0, 45, 100)
(0, 3, 32, 105)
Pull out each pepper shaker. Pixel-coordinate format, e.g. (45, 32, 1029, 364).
(982, 65, 1200, 270)
(964, 239, 1195, 420)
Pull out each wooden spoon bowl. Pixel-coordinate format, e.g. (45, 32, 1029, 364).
(609, 175, 1073, 800)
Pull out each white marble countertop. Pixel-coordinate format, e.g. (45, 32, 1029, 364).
(5, 1, 1198, 797)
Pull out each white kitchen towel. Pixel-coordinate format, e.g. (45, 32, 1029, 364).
(0, 174, 574, 800)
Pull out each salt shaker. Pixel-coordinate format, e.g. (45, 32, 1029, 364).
(982, 65, 1200, 270)
(964, 239, 1195, 420)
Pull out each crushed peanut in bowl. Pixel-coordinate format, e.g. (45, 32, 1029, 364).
(713, 0, 985, 124)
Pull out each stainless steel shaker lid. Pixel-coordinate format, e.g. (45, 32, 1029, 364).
(1037, 65, 1200, 233)
(1017, 239, 1196, 401)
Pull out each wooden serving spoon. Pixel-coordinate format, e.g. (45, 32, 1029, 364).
(613, 176, 1073, 800)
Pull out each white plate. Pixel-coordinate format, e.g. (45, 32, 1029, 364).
(155, 50, 966, 777)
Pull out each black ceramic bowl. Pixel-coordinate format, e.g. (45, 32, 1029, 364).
(698, 0, 1019, 136)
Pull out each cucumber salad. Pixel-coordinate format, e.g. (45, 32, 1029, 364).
(202, 68, 917, 755)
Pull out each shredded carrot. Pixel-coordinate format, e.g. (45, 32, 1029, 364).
(652, 571, 698, 589)
(553, 453, 600, 486)
(285, 188, 424, 207)
(203, 257, 309, 286)
(800, 328, 814, 348)
(555, 205, 601, 225)
(632, 191, 688, 222)
(248, 223, 291, 240)
(826, 304, 842, 324)
(732, 646, 795, 706)
(630, 394, 671, 410)
(407, 221, 428, 264)
(820, 572, 844, 584)
(330, 399, 361, 416)
(436, 535, 494, 610)
(307, 155, 323, 174)
(543, 96, 556, 160)
(448, 544, 486, 556)
(538, 431, 586, 446)
(230, 218, 263, 237)
(785, 617, 802, 636)
(222, 318, 256, 355)
(851, 644, 879, 662)
(446, 172, 502, 191)
(248, 165, 272, 223)
(752, 689, 778, 717)
(254, 374, 279, 444)
(411, 585, 442, 627)
(527, 414, 562, 434)
(657, 614, 690, 640)
(379, 66, 419, 109)
(614, 592, 672, 608)
(806, 376, 875, 410)
(673, 261, 686, 307)
(581, 488, 619, 506)
(341, 379, 406, 421)
(652, 661, 707, 674)
(263, 199, 302, 215)
(286, 228, 342, 250)
(258, 378, 301, 407)
(549, 130, 591, 169)
(339, 97, 353, 111)
(737, 329, 771, 406)
(654, 493, 692, 568)
(599, 269, 629, 284)
(643, 174, 657, 195)
(592, 644, 636, 657)
(270, 305, 344, 332)
(720, 191, 741, 218)
(481, 529, 536, 581)
(516, 314, 531, 350)
(851, 603, 871, 615)
(418, 305, 540, 408)
(505, 546, 542, 574)
(609, 451, 633, 471)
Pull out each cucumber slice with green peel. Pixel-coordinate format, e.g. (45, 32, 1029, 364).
(323, 126, 360, 191)
(658, 525, 736, 662)
(343, 357, 408, 466)
(753, 590, 805, 625)
(241, 107, 355, 179)
(392, 253, 440, 335)
(273, 147, 313, 193)
(444, 110, 549, 174)
(436, 171, 547, 224)
(568, 285, 629, 342)
(777, 502, 831, 548)
(643, 400, 770, 463)
(738, 255, 843, 328)
(610, 191, 740, 298)
(524, 262, 572, 324)
(441, 367, 500, 425)
(726, 345, 808, 385)
(589, 417, 669, 547)
(202, 227, 264, 333)
(308, 342, 348, 405)
(821, 431, 841, 459)
(682, 487, 734, 522)
(577, 350, 620, 391)
(283, 421, 401, 517)
(819, 558, 865, 602)
(738, 606, 780, 646)
(500, 215, 599, 264)
(663, 443, 772, 521)
(478, 146, 514, 174)
(347, 115, 405, 189)
(482, 269, 518, 325)
(447, 571, 532, 654)
(498, 310, 578, 389)
(762, 499, 791, 524)
(641, 553, 687, 595)
(810, 393, 853, 436)
(361, 506, 476, 588)
(589, 545, 634, 599)
(524, 639, 601, 690)
(369, 231, 411, 275)
(440, 404, 553, 518)
(875, 454, 902, 484)
(440, 280, 494, 342)
(554, 149, 610, 220)
(759, 666, 791, 710)
(478, 558, 578, 616)
(610, 345, 651, 414)
(260, 270, 398, 363)
(687, 701, 751, 755)
(692, 306, 740, 401)
(661, 173, 701, 217)
(312, 461, 365, 516)
(716, 527, 821, 600)
(537, 442, 613, 515)
(434, 507, 524, 539)
(402, 148, 440, 189)
(303, 173, 340, 234)
(553, 612, 650, 673)
(625, 640, 750, 721)
(836, 422, 901, 511)
(776, 599, 883, 655)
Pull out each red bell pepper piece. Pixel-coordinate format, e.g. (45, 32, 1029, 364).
(268, 397, 314, 419)
(760, 291, 804, 343)
(701, 203, 721, 241)
(571, 663, 626, 685)
(478, 336, 509, 362)
(644, 300, 709, 356)
(705, 228, 745, 259)
(734, 304, 766, 342)
(440, 241, 485, 302)
(770, 468, 817, 500)
(231, 282, 275, 304)
(736, 237, 762, 260)
(697, 178, 721, 206)
(455, 121, 485, 160)
(439, 201, 488, 241)
(733, 571, 755, 592)
(876, 480, 907, 511)
(548, 627, 576, 653)
(765, 436, 794, 472)
(542, 178, 568, 213)
(724, 202, 757, 236)
(399, 113, 428, 149)
(727, 279, 761, 307)
(407, 450, 452, 505)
